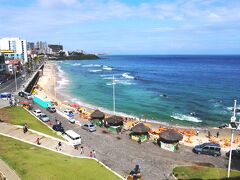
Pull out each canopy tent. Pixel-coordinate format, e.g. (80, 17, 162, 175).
(105, 116, 124, 126)
(158, 129, 183, 152)
(130, 123, 150, 143)
(131, 123, 150, 134)
(90, 110, 105, 120)
(159, 129, 183, 143)
(105, 116, 124, 134)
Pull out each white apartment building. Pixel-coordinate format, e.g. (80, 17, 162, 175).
(0, 37, 28, 64)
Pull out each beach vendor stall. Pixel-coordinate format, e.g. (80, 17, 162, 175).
(130, 123, 150, 143)
(158, 129, 183, 152)
(104, 116, 123, 133)
(90, 110, 105, 126)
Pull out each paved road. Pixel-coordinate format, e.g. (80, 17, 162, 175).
(26, 102, 232, 180)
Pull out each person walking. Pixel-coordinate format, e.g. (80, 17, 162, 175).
(89, 151, 93, 158)
(216, 131, 220, 138)
(23, 123, 28, 134)
(80, 146, 84, 154)
(56, 141, 62, 151)
(36, 137, 41, 145)
(92, 150, 96, 158)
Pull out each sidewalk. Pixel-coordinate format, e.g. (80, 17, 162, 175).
(0, 122, 123, 180)
(0, 123, 90, 158)
(0, 159, 21, 180)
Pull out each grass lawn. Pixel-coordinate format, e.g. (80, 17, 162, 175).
(0, 106, 61, 139)
(0, 135, 121, 180)
(173, 165, 240, 179)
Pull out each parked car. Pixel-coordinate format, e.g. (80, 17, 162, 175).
(68, 117, 76, 124)
(193, 143, 221, 157)
(33, 109, 42, 117)
(226, 149, 240, 159)
(63, 130, 81, 146)
(64, 109, 74, 115)
(81, 123, 96, 132)
(52, 124, 65, 133)
(47, 106, 56, 113)
(39, 113, 50, 122)
(18, 91, 33, 99)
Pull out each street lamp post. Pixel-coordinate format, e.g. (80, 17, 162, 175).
(14, 64, 18, 92)
(112, 75, 116, 114)
(228, 100, 238, 178)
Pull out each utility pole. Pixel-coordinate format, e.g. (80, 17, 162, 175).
(14, 64, 18, 92)
(112, 75, 116, 114)
(228, 100, 238, 178)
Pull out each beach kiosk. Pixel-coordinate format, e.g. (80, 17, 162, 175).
(104, 116, 123, 133)
(158, 129, 183, 152)
(130, 123, 150, 143)
(90, 110, 105, 126)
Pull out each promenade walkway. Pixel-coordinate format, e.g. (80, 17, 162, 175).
(0, 123, 90, 158)
(0, 122, 123, 180)
(0, 159, 21, 180)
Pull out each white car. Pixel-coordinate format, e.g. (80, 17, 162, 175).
(68, 117, 76, 124)
(33, 109, 42, 117)
(63, 130, 81, 146)
(64, 109, 74, 115)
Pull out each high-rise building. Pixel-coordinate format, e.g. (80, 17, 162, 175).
(48, 44, 63, 54)
(0, 37, 27, 64)
(0, 53, 6, 73)
(27, 42, 35, 50)
(35, 41, 48, 54)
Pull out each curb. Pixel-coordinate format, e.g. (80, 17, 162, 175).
(0, 132, 124, 180)
(22, 107, 66, 141)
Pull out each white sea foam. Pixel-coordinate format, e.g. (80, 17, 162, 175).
(122, 72, 135, 79)
(82, 64, 101, 67)
(103, 65, 113, 71)
(171, 113, 202, 123)
(102, 77, 114, 80)
(56, 65, 71, 90)
(71, 63, 81, 66)
(88, 69, 102, 72)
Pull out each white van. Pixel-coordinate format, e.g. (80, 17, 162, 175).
(63, 130, 81, 146)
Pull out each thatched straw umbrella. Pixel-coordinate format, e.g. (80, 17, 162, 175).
(131, 123, 150, 134)
(159, 129, 183, 143)
(105, 116, 123, 126)
(90, 110, 105, 120)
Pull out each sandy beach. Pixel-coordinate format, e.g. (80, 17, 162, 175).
(36, 62, 239, 151)
(30, 61, 240, 179)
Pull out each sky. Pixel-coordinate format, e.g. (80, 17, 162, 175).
(0, 0, 240, 54)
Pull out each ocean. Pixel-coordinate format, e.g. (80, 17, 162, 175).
(55, 55, 240, 127)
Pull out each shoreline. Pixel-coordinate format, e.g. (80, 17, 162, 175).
(36, 61, 239, 152)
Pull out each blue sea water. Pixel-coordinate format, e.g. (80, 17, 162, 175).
(56, 55, 240, 127)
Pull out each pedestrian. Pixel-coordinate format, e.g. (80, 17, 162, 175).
(216, 131, 220, 138)
(196, 130, 199, 136)
(80, 146, 84, 154)
(56, 141, 62, 151)
(89, 151, 93, 158)
(23, 123, 28, 133)
(208, 131, 211, 138)
(36, 137, 41, 145)
(138, 137, 141, 144)
(92, 150, 96, 158)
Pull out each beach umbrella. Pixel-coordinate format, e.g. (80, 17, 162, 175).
(67, 113, 74, 118)
(105, 116, 123, 126)
(90, 110, 105, 120)
(21, 101, 30, 105)
(131, 123, 150, 134)
(71, 103, 79, 108)
(159, 129, 183, 143)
